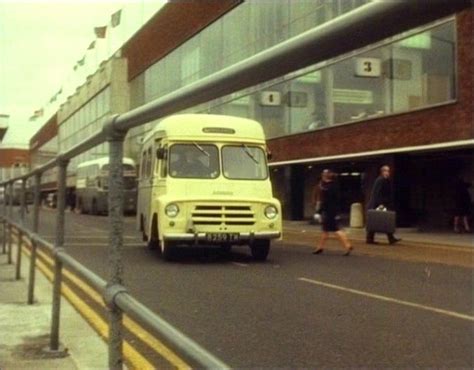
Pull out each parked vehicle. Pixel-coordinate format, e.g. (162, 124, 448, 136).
(137, 114, 282, 261)
(76, 157, 137, 215)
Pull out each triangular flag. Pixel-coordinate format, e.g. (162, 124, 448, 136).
(94, 26, 107, 38)
(111, 9, 122, 28)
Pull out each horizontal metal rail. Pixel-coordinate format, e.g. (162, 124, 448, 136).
(3, 217, 228, 369)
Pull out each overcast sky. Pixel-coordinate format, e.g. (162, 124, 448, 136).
(0, 0, 132, 147)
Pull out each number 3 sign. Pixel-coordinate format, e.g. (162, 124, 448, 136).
(355, 57, 381, 77)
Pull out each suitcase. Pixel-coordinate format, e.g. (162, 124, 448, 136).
(366, 209, 396, 234)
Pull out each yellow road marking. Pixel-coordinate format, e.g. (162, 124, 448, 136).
(15, 230, 190, 370)
(34, 248, 190, 370)
(22, 247, 154, 370)
(299, 277, 474, 322)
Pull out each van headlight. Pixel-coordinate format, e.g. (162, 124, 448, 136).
(264, 205, 278, 219)
(165, 204, 179, 218)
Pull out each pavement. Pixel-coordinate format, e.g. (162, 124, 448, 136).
(284, 220, 474, 248)
(0, 240, 108, 370)
(283, 221, 474, 269)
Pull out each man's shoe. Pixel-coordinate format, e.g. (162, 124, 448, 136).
(389, 238, 401, 245)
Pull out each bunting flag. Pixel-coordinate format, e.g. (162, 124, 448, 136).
(88, 40, 96, 50)
(29, 108, 43, 121)
(111, 9, 122, 27)
(94, 26, 107, 38)
(49, 87, 63, 103)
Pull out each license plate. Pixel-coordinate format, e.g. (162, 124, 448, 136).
(206, 233, 240, 242)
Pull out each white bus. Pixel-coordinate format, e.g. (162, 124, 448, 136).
(76, 157, 137, 215)
(138, 114, 282, 261)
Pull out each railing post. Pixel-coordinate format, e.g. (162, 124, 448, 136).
(15, 178, 27, 280)
(49, 158, 68, 352)
(28, 172, 42, 304)
(105, 118, 126, 370)
(7, 183, 13, 264)
(2, 185, 6, 254)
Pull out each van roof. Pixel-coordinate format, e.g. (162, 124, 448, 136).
(76, 156, 136, 169)
(143, 114, 266, 143)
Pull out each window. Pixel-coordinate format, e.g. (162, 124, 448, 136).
(160, 145, 168, 178)
(222, 145, 268, 180)
(169, 144, 219, 179)
(146, 148, 152, 178)
(140, 151, 147, 179)
(210, 19, 456, 139)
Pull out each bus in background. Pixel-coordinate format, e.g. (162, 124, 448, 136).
(138, 114, 282, 261)
(76, 157, 137, 215)
(3, 180, 33, 205)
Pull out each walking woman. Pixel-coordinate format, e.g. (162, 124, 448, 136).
(312, 169, 353, 256)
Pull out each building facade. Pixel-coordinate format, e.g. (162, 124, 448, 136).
(121, 1, 472, 228)
(29, 114, 58, 192)
(57, 57, 130, 187)
(26, 1, 473, 228)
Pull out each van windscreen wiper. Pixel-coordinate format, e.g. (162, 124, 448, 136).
(242, 144, 259, 164)
(193, 142, 210, 157)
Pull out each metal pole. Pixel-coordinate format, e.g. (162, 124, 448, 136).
(28, 173, 41, 304)
(15, 230, 22, 280)
(7, 183, 13, 264)
(49, 159, 68, 351)
(15, 179, 27, 280)
(106, 123, 126, 370)
(2, 185, 6, 254)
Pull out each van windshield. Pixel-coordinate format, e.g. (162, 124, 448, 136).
(222, 145, 268, 180)
(169, 144, 219, 179)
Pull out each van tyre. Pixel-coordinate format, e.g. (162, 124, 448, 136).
(147, 216, 159, 249)
(161, 240, 176, 261)
(250, 240, 270, 261)
(147, 237, 159, 250)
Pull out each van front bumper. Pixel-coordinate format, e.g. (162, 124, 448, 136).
(164, 231, 281, 243)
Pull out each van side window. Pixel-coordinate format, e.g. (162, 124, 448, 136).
(140, 150, 147, 179)
(146, 148, 152, 178)
(154, 140, 161, 176)
(160, 145, 168, 178)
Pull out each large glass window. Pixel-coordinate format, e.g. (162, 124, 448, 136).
(222, 145, 268, 180)
(206, 19, 456, 139)
(169, 144, 219, 179)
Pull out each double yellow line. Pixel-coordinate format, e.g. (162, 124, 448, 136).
(12, 230, 190, 370)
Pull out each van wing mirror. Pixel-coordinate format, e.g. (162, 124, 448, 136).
(156, 147, 167, 160)
(267, 150, 273, 161)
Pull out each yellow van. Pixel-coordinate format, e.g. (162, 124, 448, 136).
(137, 114, 282, 261)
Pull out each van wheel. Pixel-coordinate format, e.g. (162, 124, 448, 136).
(147, 237, 159, 250)
(147, 216, 159, 249)
(250, 240, 270, 262)
(161, 240, 176, 261)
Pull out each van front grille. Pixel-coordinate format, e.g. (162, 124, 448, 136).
(192, 204, 256, 226)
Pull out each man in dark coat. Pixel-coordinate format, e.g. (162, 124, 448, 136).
(366, 165, 401, 245)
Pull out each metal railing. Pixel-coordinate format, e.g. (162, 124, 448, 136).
(0, 1, 468, 368)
